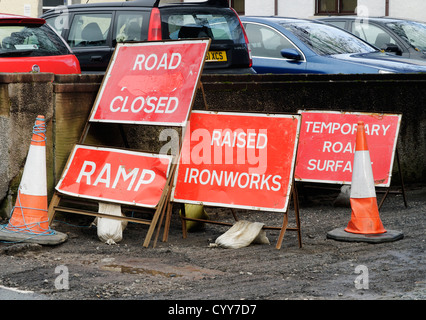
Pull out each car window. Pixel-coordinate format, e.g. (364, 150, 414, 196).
(385, 21, 426, 52)
(115, 11, 149, 43)
(45, 13, 69, 36)
(326, 20, 346, 29)
(244, 23, 297, 58)
(282, 21, 376, 55)
(161, 10, 245, 44)
(0, 24, 70, 57)
(67, 13, 112, 48)
(45, 16, 61, 34)
(351, 21, 397, 49)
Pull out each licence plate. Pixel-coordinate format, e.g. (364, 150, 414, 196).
(206, 51, 227, 62)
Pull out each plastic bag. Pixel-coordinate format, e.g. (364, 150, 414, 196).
(93, 203, 127, 245)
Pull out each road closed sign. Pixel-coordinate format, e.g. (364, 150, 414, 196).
(171, 111, 301, 212)
(89, 40, 210, 126)
(295, 111, 401, 186)
(56, 145, 172, 208)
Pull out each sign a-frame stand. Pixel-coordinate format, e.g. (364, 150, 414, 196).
(48, 39, 211, 247)
(171, 111, 302, 250)
(295, 110, 407, 209)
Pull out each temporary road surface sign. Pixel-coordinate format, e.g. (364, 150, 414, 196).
(89, 40, 210, 126)
(171, 111, 301, 212)
(56, 145, 172, 208)
(295, 110, 401, 186)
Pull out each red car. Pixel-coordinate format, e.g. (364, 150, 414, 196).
(0, 13, 80, 74)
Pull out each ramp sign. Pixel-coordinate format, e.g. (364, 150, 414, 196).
(56, 145, 172, 208)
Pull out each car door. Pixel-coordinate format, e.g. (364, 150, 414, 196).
(349, 20, 407, 56)
(65, 12, 114, 72)
(243, 22, 307, 74)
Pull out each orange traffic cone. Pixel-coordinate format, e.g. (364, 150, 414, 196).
(5, 115, 50, 234)
(0, 116, 67, 244)
(326, 121, 403, 243)
(345, 121, 386, 234)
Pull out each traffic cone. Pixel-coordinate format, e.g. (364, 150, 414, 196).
(6, 115, 49, 234)
(326, 121, 403, 243)
(0, 115, 67, 245)
(345, 121, 386, 234)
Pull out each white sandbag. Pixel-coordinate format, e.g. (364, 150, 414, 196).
(252, 229, 270, 245)
(94, 203, 128, 245)
(210, 220, 270, 249)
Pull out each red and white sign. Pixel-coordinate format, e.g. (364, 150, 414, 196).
(295, 111, 401, 186)
(171, 111, 301, 212)
(89, 40, 210, 126)
(56, 145, 172, 208)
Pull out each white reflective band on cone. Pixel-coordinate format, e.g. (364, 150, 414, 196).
(18, 145, 47, 196)
(350, 150, 376, 199)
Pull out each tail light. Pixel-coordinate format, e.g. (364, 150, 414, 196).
(231, 8, 252, 67)
(148, 7, 162, 41)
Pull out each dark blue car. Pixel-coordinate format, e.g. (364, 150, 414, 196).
(240, 16, 426, 74)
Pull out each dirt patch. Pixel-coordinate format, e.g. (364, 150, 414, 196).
(0, 185, 424, 300)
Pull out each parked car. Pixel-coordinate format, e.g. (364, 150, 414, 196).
(318, 16, 426, 61)
(240, 16, 426, 74)
(0, 13, 80, 74)
(41, 0, 254, 74)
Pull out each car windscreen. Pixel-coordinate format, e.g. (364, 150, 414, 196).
(281, 21, 377, 55)
(0, 24, 70, 57)
(385, 21, 426, 53)
(160, 8, 245, 44)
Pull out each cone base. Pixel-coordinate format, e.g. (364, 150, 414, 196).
(0, 226, 68, 245)
(327, 227, 403, 244)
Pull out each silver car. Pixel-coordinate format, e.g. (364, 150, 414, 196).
(318, 16, 426, 62)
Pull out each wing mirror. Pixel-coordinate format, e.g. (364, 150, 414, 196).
(281, 48, 302, 61)
(384, 43, 402, 55)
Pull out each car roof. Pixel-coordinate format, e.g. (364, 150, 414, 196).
(241, 16, 333, 29)
(160, 0, 229, 7)
(44, 0, 229, 11)
(318, 16, 417, 23)
(242, 16, 324, 24)
(0, 13, 45, 24)
(47, 0, 156, 11)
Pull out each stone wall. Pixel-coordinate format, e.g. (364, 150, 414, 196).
(196, 74, 426, 186)
(0, 73, 54, 217)
(0, 73, 424, 217)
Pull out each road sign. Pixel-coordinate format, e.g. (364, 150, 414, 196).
(89, 40, 210, 126)
(171, 111, 301, 212)
(56, 145, 172, 208)
(295, 110, 401, 186)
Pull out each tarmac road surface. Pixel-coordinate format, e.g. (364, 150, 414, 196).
(0, 185, 424, 302)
